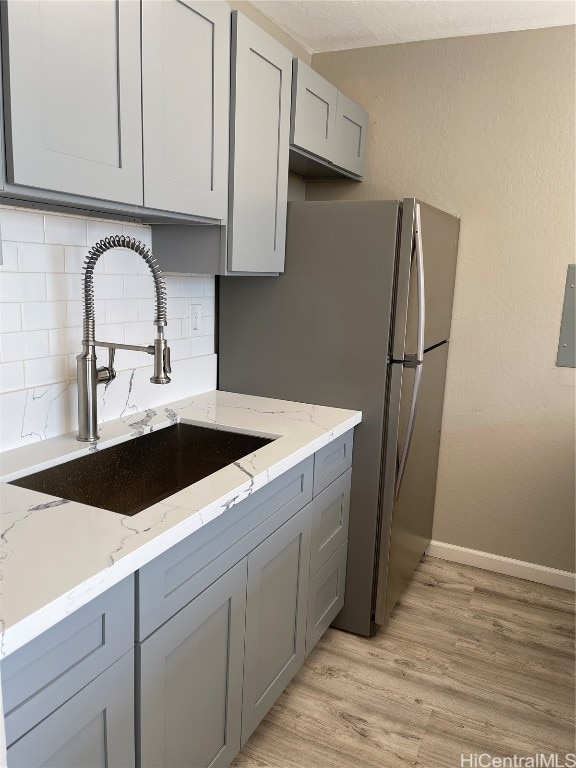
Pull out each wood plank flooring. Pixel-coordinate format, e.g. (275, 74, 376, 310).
(232, 556, 575, 768)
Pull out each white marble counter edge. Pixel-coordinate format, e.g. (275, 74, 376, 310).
(1, 397, 360, 659)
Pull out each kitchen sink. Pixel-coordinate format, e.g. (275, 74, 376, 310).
(9, 423, 274, 516)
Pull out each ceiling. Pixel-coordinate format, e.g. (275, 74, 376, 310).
(249, 1, 576, 53)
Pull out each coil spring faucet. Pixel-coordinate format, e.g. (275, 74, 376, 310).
(77, 236, 171, 442)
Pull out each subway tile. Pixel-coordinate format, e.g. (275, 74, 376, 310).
(123, 223, 152, 251)
(93, 274, 124, 300)
(165, 319, 182, 341)
(49, 326, 82, 357)
(123, 275, 154, 299)
(46, 273, 82, 302)
(18, 243, 65, 273)
(0, 304, 22, 333)
(96, 323, 125, 344)
(0, 273, 46, 303)
(166, 298, 189, 320)
(137, 298, 154, 321)
(181, 277, 205, 297)
(64, 246, 91, 274)
(103, 248, 139, 275)
(204, 277, 215, 297)
(86, 219, 124, 247)
(164, 276, 182, 297)
(0, 361, 25, 393)
(0, 243, 18, 271)
(24, 356, 69, 388)
(44, 214, 87, 246)
(105, 299, 139, 324)
(114, 348, 143, 371)
(0, 330, 49, 363)
(199, 296, 215, 316)
(169, 338, 193, 361)
(203, 314, 215, 337)
(192, 336, 214, 357)
(22, 301, 67, 331)
(124, 321, 153, 346)
(0, 208, 45, 243)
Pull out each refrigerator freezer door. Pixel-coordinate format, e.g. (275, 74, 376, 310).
(375, 342, 450, 624)
(219, 200, 400, 636)
(392, 200, 460, 361)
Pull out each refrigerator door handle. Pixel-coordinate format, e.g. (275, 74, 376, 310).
(395, 364, 422, 497)
(395, 203, 426, 496)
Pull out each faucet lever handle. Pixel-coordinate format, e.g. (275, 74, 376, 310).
(108, 347, 116, 377)
(164, 345, 171, 375)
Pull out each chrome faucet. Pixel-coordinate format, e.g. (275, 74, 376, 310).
(77, 236, 171, 442)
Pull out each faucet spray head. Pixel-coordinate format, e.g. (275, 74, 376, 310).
(150, 326, 171, 385)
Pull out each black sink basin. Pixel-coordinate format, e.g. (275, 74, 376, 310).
(9, 423, 273, 516)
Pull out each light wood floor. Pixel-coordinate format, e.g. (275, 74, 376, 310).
(232, 556, 576, 768)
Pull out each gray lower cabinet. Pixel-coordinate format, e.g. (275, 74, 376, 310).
(7, 650, 135, 768)
(241, 503, 312, 745)
(306, 541, 348, 656)
(138, 559, 248, 768)
(0, 0, 143, 205)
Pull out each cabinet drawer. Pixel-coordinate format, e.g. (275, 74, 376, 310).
(309, 469, 351, 577)
(7, 650, 135, 768)
(2, 577, 134, 747)
(306, 540, 347, 656)
(137, 457, 313, 640)
(313, 430, 354, 495)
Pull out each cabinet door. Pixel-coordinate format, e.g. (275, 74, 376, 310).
(7, 651, 134, 768)
(139, 559, 247, 768)
(228, 12, 292, 273)
(241, 503, 312, 744)
(334, 92, 368, 177)
(290, 59, 337, 162)
(1, 0, 143, 204)
(306, 541, 347, 656)
(142, 0, 230, 219)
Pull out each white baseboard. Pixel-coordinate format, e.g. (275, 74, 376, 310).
(425, 540, 576, 592)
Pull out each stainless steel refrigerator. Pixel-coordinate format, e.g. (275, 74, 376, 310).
(218, 199, 460, 636)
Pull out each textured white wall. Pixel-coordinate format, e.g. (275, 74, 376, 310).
(307, 26, 575, 572)
(0, 206, 217, 452)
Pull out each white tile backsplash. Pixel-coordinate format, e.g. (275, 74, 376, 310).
(0, 206, 217, 451)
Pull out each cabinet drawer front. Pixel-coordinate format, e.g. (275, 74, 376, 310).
(290, 59, 338, 162)
(313, 430, 354, 495)
(137, 457, 313, 640)
(306, 540, 347, 656)
(3, 0, 143, 204)
(138, 560, 247, 768)
(334, 92, 368, 177)
(7, 650, 135, 768)
(2, 577, 134, 747)
(241, 502, 312, 745)
(310, 469, 351, 577)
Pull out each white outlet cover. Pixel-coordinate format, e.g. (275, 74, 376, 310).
(189, 304, 202, 337)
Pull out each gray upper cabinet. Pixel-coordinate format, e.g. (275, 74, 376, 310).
(141, 0, 230, 219)
(290, 59, 338, 163)
(241, 503, 312, 745)
(138, 559, 247, 768)
(227, 12, 292, 273)
(334, 92, 368, 177)
(1, 0, 143, 205)
(7, 651, 135, 768)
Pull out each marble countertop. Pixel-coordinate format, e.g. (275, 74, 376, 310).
(0, 390, 361, 659)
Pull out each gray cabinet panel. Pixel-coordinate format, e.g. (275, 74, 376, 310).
(309, 469, 351, 577)
(241, 503, 312, 744)
(290, 60, 338, 162)
(142, 0, 230, 219)
(138, 559, 247, 768)
(7, 650, 135, 768)
(306, 541, 347, 656)
(3, 577, 134, 746)
(137, 457, 313, 640)
(313, 430, 354, 495)
(2, 0, 143, 204)
(334, 92, 368, 177)
(228, 12, 292, 273)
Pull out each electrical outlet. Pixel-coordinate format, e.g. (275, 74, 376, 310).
(189, 304, 202, 336)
